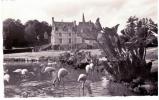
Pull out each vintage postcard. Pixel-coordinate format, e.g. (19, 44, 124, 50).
(1, 0, 158, 98)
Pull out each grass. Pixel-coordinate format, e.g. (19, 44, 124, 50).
(4, 49, 102, 59)
(4, 47, 158, 73)
(4, 47, 158, 97)
(4, 47, 157, 58)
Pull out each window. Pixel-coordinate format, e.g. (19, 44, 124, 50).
(81, 29, 83, 33)
(59, 38, 62, 44)
(69, 33, 71, 36)
(72, 27, 76, 32)
(63, 26, 68, 31)
(69, 38, 71, 43)
(59, 33, 62, 37)
(55, 27, 58, 31)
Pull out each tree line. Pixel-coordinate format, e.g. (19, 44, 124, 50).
(3, 17, 157, 50)
(3, 18, 52, 49)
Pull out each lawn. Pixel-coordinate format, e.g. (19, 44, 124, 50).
(4, 47, 158, 72)
(4, 49, 102, 59)
(4, 47, 157, 60)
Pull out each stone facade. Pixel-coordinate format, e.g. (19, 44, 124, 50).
(51, 14, 100, 50)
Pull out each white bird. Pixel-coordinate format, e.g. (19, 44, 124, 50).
(4, 73, 10, 84)
(89, 63, 94, 69)
(57, 68, 69, 96)
(13, 69, 22, 73)
(13, 68, 29, 79)
(85, 62, 94, 81)
(43, 67, 56, 73)
(99, 57, 107, 62)
(3, 63, 7, 66)
(78, 74, 87, 96)
(101, 77, 110, 89)
(58, 68, 69, 82)
(41, 63, 56, 73)
(42, 66, 56, 87)
(13, 69, 28, 75)
(21, 69, 28, 75)
(4, 69, 9, 74)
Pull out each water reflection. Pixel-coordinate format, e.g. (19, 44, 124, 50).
(4, 61, 97, 97)
(4, 61, 136, 97)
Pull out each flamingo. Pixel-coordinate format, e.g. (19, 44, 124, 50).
(41, 62, 57, 83)
(43, 67, 56, 73)
(4, 68, 10, 84)
(13, 68, 29, 80)
(3, 63, 6, 66)
(85, 61, 94, 81)
(21, 69, 28, 75)
(42, 66, 56, 86)
(101, 76, 110, 89)
(78, 74, 93, 96)
(78, 74, 87, 96)
(4, 73, 10, 84)
(57, 68, 69, 96)
(13, 69, 28, 74)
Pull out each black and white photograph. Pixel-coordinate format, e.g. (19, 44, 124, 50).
(1, 0, 158, 98)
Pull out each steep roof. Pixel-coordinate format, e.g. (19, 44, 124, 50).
(53, 21, 76, 32)
(54, 21, 75, 28)
(77, 21, 98, 40)
(54, 21, 75, 26)
(52, 15, 101, 40)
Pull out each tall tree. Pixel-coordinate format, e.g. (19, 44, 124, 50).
(24, 20, 52, 46)
(39, 21, 52, 44)
(120, 16, 158, 47)
(87, 16, 158, 82)
(3, 18, 26, 49)
(24, 20, 41, 46)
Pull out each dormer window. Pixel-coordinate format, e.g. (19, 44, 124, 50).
(63, 26, 68, 31)
(59, 33, 62, 37)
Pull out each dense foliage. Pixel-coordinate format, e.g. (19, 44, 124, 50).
(90, 16, 158, 81)
(3, 18, 52, 49)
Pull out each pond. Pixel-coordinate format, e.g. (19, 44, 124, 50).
(4, 61, 136, 97)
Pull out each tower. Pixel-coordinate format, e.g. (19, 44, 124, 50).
(52, 17, 55, 30)
(51, 17, 56, 47)
(82, 13, 85, 22)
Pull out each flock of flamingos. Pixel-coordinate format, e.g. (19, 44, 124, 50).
(4, 57, 107, 96)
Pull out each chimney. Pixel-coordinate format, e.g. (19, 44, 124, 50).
(73, 20, 76, 26)
(52, 17, 54, 22)
(89, 20, 91, 24)
(52, 17, 55, 30)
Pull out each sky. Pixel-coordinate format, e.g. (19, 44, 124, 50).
(1, 0, 158, 33)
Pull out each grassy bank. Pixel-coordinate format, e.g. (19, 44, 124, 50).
(4, 47, 157, 59)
